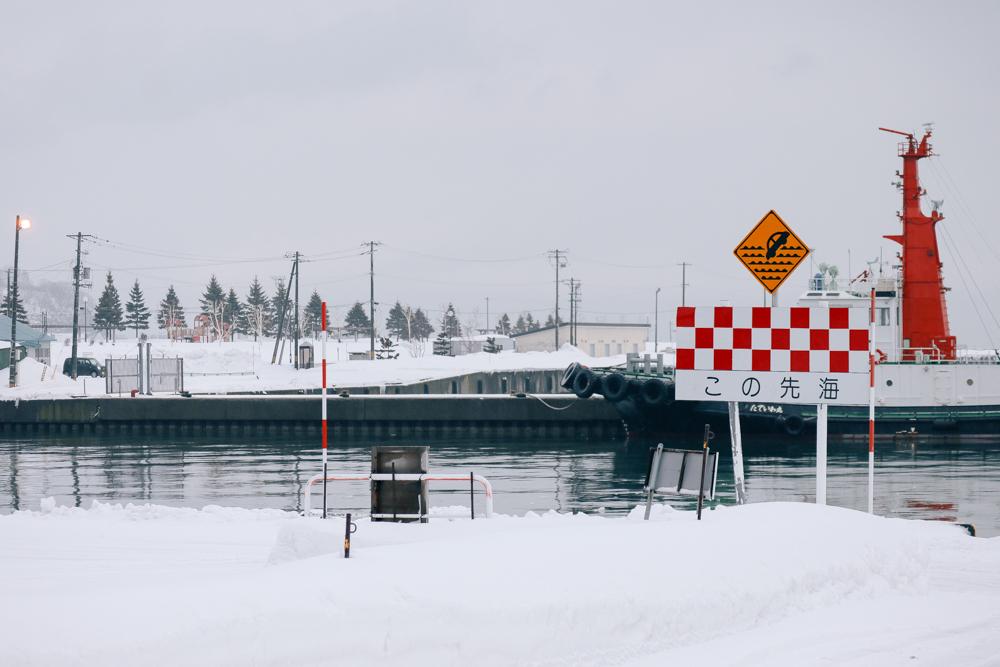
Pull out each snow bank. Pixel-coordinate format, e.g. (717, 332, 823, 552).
(1, 500, 996, 666)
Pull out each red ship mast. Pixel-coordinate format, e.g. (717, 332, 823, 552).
(879, 126, 956, 360)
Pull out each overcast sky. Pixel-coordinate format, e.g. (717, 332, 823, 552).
(2, 1, 999, 345)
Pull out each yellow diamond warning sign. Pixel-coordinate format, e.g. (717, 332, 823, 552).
(734, 210, 810, 293)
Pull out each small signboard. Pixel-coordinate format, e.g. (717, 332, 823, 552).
(675, 306, 869, 406)
(734, 210, 809, 293)
(644, 447, 718, 500)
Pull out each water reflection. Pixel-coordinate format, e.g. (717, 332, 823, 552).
(0, 435, 997, 536)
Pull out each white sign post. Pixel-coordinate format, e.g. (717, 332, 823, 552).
(675, 305, 870, 505)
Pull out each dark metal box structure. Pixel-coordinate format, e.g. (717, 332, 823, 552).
(371, 446, 429, 522)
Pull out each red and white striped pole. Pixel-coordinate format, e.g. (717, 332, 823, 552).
(321, 301, 329, 519)
(868, 288, 875, 514)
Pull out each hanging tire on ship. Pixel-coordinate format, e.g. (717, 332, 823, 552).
(778, 415, 805, 437)
(614, 397, 641, 422)
(639, 378, 671, 407)
(600, 373, 632, 402)
(561, 362, 584, 390)
(572, 369, 601, 399)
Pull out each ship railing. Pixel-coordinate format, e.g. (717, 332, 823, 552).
(625, 353, 672, 377)
(888, 347, 1000, 365)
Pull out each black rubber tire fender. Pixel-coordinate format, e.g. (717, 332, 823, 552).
(640, 378, 671, 407)
(601, 373, 631, 402)
(561, 362, 584, 389)
(780, 415, 805, 437)
(572, 369, 601, 399)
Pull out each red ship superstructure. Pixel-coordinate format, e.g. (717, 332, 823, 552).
(879, 127, 956, 360)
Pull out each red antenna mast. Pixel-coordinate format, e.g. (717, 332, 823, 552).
(879, 126, 955, 360)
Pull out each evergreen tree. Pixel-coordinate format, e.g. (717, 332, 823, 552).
(496, 313, 512, 336)
(303, 291, 325, 337)
(385, 301, 409, 340)
(157, 285, 187, 335)
(93, 272, 124, 341)
(345, 301, 371, 340)
(124, 279, 151, 337)
(514, 314, 527, 335)
(200, 275, 225, 340)
(440, 303, 462, 338)
(433, 329, 452, 356)
(525, 313, 538, 331)
(1, 277, 29, 325)
(412, 308, 433, 340)
(225, 288, 241, 340)
(242, 276, 272, 340)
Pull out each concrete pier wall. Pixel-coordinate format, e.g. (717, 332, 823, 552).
(0, 395, 623, 440)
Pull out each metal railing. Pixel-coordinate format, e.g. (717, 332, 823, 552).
(302, 471, 495, 518)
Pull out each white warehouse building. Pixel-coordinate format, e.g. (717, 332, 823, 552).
(511, 322, 649, 355)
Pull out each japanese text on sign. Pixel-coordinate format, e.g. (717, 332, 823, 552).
(674, 306, 869, 406)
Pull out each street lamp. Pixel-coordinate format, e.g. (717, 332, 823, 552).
(654, 287, 661, 352)
(9, 215, 31, 388)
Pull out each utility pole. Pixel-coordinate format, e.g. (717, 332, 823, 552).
(548, 249, 568, 350)
(485, 297, 490, 334)
(678, 262, 691, 307)
(567, 279, 574, 345)
(654, 286, 661, 352)
(270, 259, 296, 364)
(67, 233, 96, 379)
(293, 251, 300, 369)
(565, 278, 580, 346)
(364, 241, 381, 359)
(574, 280, 581, 346)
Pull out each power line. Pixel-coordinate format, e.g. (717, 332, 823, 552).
(382, 244, 544, 263)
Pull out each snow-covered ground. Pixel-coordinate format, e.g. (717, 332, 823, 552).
(1, 499, 996, 666)
(1, 337, 649, 400)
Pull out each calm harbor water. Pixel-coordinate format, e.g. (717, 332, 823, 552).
(2, 435, 998, 536)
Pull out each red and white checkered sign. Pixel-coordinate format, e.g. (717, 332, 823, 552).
(675, 306, 870, 405)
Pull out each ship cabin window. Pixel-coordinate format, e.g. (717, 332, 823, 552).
(616, 343, 623, 354)
(589, 343, 596, 355)
(604, 343, 611, 356)
(886, 379, 893, 387)
(878, 308, 892, 326)
(632, 343, 639, 353)
(451, 381, 459, 394)
(806, 292, 823, 296)
(967, 379, 974, 386)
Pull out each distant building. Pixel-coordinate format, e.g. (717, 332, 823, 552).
(450, 334, 515, 356)
(0, 314, 56, 366)
(511, 322, 649, 356)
